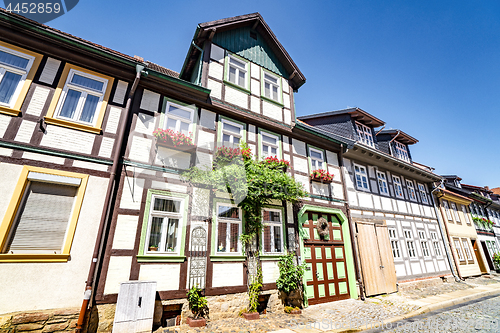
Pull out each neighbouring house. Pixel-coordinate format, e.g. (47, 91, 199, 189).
(488, 190, 500, 262)
(434, 177, 489, 277)
(298, 108, 451, 296)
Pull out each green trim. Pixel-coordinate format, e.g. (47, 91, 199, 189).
(0, 140, 113, 165)
(159, 97, 198, 143)
(224, 52, 251, 95)
(260, 67, 284, 107)
(122, 159, 180, 174)
(137, 189, 189, 262)
(217, 115, 247, 148)
(211, 197, 246, 260)
(297, 205, 358, 305)
(309, 194, 345, 203)
(307, 144, 326, 173)
(258, 128, 283, 160)
(260, 204, 287, 258)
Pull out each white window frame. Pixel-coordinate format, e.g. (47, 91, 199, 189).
(404, 230, 416, 258)
(261, 208, 284, 254)
(462, 239, 473, 262)
(406, 180, 417, 201)
(0, 45, 36, 109)
(442, 200, 452, 221)
(221, 118, 244, 147)
(393, 176, 404, 198)
(215, 203, 242, 255)
(54, 69, 108, 126)
(354, 163, 369, 191)
(418, 183, 429, 204)
(163, 101, 195, 136)
(377, 171, 389, 195)
(309, 147, 325, 171)
(355, 122, 374, 147)
(430, 232, 442, 257)
(388, 228, 401, 259)
(262, 71, 281, 103)
(226, 54, 248, 90)
(144, 195, 184, 255)
(454, 238, 465, 262)
(450, 202, 461, 223)
(394, 141, 410, 162)
(261, 132, 280, 158)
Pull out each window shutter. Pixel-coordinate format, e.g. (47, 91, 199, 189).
(7, 182, 77, 254)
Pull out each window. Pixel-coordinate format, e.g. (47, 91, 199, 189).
(404, 230, 416, 258)
(0, 45, 36, 110)
(406, 180, 416, 200)
(55, 69, 108, 126)
(393, 176, 403, 198)
(226, 54, 248, 89)
(462, 239, 473, 262)
(431, 232, 442, 257)
(442, 200, 452, 221)
(454, 238, 465, 262)
(0, 166, 88, 261)
(261, 132, 279, 158)
(216, 204, 242, 254)
(164, 101, 194, 136)
(355, 122, 374, 147)
(221, 118, 243, 147)
(418, 231, 429, 257)
(394, 141, 410, 162)
(450, 202, 461, 223)
(309, 147, 324, 171)
(377, 171, 389, 195)
(262, 71, 281, 103)
(145, 196, 183, 253)
(262, 209, 283, 254)
(418, 183, 429, 204)
(388, 228, 400, 259)
(354, 164, 369, 191)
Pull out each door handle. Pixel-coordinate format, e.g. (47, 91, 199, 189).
(380, 265, 385, 269)
(138, 296, 142, 307)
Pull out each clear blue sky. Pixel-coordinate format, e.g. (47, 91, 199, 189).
(4, 0, 500, 188)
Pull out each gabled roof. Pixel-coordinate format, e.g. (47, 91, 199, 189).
(180, 13, 306, 90)
(377, 129, 418, 145)
(298, 107, 385, 127)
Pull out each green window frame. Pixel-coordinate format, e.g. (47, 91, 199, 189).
(260, 205, 286, 260)
(307, 144, 326, 173)
(210, 198, 246, 261)
(217, 115, 246, 148)
(260, 67, 284, 107)
(258, 128, 282, 160)
(159, 96, 198, 143)
(224, 52, 251, 94)
(136, 189, 189, 262)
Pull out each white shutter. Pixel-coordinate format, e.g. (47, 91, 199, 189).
(39, 58, 61, 85)
(7, 182, 77, 253)
(112, 80, 128, 105)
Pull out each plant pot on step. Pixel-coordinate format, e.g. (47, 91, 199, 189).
(186, 317, 206, 327)
(243, 312, 260, 320)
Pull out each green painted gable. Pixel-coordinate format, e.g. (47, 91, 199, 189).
(212, 26, 289, 78)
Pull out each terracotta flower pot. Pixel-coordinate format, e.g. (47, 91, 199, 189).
(186, 317, 206, 327)
(243, 312, 260, 320)
(290, 309, 302, 314)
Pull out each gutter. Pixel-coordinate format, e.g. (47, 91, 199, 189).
(75, 63, 146, 332)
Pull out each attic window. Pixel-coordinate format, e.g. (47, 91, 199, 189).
(394, 141, 410, 163)
(355, 122, 374, 147)
(250, 31, 257, 40)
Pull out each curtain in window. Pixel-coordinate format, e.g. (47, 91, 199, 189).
(79, 94, 99, 123)
(217, 222, 227, 252)
(60, 89, 81, 119)
(71, 74, 104, 91)
(148, 217, 163, 249)
(0, 71, 22, 104)
(0, 51, 29, 69)
(263, 226, 271, 252)
(230, 223, 239, 252)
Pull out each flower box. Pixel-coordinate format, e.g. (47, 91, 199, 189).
(262, 156, 290, 172)
(186, 317, 206, 327)
(310, 169, 334, 183)
(213, 146, 251, 168)
(242, 312, 260, 320)
(153, 128, 195, 151)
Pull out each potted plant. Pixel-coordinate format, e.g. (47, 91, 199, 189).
(148, 244, 158, 251)
(276, 252, 305, 313)
(310, 169, 334, 183)
(261, 156, 290, 172)
(243, 266, 263, 320)
(213, 145, 252, 168)
(186, 285, 208, 327)
(153, 128, 195, 151)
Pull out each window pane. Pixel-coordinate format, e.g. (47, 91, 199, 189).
(272, 86, 278, 100)
(166, 118, 177, 131)
(230, 223, 239, 252)
(271, 147, 277, 155)
(264, 82, 270, 98)
(217, 222, 227, 252)
(233, 137, 240, 145)
(223, 122, 241, 134)
(153, 198, 180, 213)
(310, 150, 322, 160)
(0, 71, 22, 104)
(165, 218, 179, 252)
(71, 74, 104, 91)
(180, 121, 190, 134)
(262, 134, 277, 145)
(218, 206, 239, 219)
(229, 57, 245, 69)
(59, 89, 81, 119)
(148, 217, 163, 250)
(263, 226, 271, 252)
(168, 105, 191, 120)
(274, 225, 282, 252)
(228, 66, 236, 83)
(238, 71, 245, 87)
(264, 210, 281, 222)
(0, 50, 29, 69)
(79, 94, 99, 123)
(222, 133, 231, 143)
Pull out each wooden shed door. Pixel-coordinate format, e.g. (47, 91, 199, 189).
(113, 281, 157, 333)
(357, 223, 397, 296)
(302, 212, 350, 305)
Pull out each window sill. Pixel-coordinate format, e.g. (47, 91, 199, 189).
(136, 255, 186, 263)
(0, 253, 70, 262)
(261, 95, 284, 108)
(44, 117, 102, 134)
(0, 106, 21, 116)
(210, 254, 246, 262)
(223, 80, 251, 95)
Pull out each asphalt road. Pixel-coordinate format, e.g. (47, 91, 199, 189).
(363, 295, 500, 333)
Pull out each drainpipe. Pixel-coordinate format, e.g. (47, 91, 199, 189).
(388, 130, 401, 157)
(431, 182, 462, 282)
(75, 63, 146, 333)
(375, 125, 386, 136)
(338, 144, 365, 300)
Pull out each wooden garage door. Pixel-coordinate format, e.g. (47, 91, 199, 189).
(302, 212, 350, 305)
(357, 222, 397, 296)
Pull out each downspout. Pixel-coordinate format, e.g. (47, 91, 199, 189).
(375, 125, 386, 136)
(431, 182, 462, 282)
(339, 144, 365, 300)
(388, 130, 401, 157)
(75, 63, 146, 333)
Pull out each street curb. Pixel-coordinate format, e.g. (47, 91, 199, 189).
(321, 285, 500, 333)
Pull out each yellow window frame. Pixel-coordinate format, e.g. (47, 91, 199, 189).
(44, 63, 114, 134)
(0, 166, 89, 262)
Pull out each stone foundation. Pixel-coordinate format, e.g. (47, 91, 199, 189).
(0, 308, 79, 333)
(398, 275, 454, 292)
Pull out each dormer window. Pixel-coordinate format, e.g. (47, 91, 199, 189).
(394, 141, 410, 162)
(355, 122, 374, 147)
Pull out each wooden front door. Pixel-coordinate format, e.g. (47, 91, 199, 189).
(357, 222, 397, 296)
(302, 212, 350, 305)
(472, 239, 488, 273)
